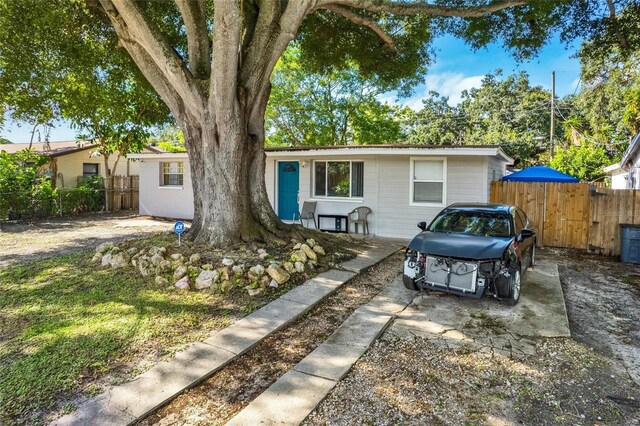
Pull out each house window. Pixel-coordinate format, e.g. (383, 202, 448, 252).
(161, 162, 184, 186)
(314, 161, 364, 198)
(411, 158, 446, 205)
(83, 163, 99, 177)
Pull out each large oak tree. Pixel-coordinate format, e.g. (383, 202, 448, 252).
(2, 0, 624, 246)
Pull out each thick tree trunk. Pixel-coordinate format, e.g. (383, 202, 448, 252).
(182, 101, 291, 246)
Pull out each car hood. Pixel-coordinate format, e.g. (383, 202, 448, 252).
(408, 232, 512, 260)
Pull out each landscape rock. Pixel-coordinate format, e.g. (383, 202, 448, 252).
(221, 258, 234, 266)
(293, 243, 302, 250)
(232, 265, 243, 274)
(306, 238, 316, 248)
(138, 257, 151, 276)
(150, 253, 164, 266)
(170, 253, 184, 262)
(249, 264, 265, 276)
(294, 261, 305, 273)
(260, 276, 270, 288)
(258, 252, 269, 260)
(266, 265, 290, 284)
(91, 253, 102, 263)
(110, 252, 130, 269)
(149, 246, 165, 256)
(291, 249, 307, 263)
(155, 276, 169, 286)
(301, 244, 318, 261)
(174, 276, 189, 290)
(312, 244, 325, 256)
(96, 242, 114, 254)
(101, 253, 112, 267)
(189, 253, 201, 263)
(247, 287, 264, 296)
(283, 262, 294, 273)
(307, 260, 317, 269)
(159, 259, 172, 271)
(173, 265, 188, 280)
(127, 247, 139, 256)
(269, 279, 279, 288)
(195, 270, 218, 290)
(218, 278, 234, 292)
(257, 248, 267, 255)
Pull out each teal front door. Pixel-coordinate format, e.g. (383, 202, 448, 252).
(278, 161, 299, 221)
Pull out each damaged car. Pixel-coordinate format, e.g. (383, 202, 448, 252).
(403, 203, 535, 305)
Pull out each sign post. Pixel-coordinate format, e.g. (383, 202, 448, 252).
(174, 221, 185, 246)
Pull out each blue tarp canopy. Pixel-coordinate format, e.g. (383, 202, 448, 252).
(501, 165, 579, 183)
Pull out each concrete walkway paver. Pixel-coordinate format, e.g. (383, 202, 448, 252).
(52, 239, 403, 426)
(225, 276, 416, 426)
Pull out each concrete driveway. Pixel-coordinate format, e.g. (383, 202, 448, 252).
(391, 260, 571, 357)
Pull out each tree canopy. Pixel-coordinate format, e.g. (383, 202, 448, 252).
(266, 46, 410, 147)
(1, 0, 633, 245)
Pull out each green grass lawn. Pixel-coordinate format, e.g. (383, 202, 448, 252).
(0, 249, 269, 425)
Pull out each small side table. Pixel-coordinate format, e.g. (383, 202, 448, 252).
(317, 214, 349, 233)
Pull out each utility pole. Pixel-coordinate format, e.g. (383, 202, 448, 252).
(550, 71, 555, 159)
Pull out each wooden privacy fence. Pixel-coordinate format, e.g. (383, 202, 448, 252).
(491, 181, 640, 256)
(106, 175, 139, 211)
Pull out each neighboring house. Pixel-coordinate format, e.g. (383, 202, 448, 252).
(129, 144, 512, 239)
(604, 131, 640, 189)
(1, 140, 161, 188)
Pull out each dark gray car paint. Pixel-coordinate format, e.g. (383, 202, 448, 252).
(407, 232, 513, 260)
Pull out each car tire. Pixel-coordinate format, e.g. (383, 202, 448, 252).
(531, 241, 537, 267)
(496, 264, 521, 306)
(505, 265, 521, 306)
(403, 274, 418, 291)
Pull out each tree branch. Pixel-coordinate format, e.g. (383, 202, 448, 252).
(323, 5, 397, 53)
(210, 0, 243, 110)
(100, 0, 206, 119)
(98, 0, 188, 121)
(317, 0, 528, 18)
(175, 0, 211, 79)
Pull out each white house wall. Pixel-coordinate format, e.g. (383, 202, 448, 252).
(376, 156, 486, 239)
(138, 159, 194, 219)
(136, 152, 501, 239)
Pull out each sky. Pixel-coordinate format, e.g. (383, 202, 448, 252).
(1, 33, 582, 143)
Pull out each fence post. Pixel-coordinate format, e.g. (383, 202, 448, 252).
(59, 191, 63, 217)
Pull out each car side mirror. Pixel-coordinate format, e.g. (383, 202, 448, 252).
(518, 229, 535, 241)
(417, 221, 427, 231)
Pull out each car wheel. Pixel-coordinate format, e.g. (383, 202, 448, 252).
(531, 241, 537, 267)
(402, 274, 418, 291)
(506, 266, 521, 306)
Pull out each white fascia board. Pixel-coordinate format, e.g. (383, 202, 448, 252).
(265, 147, 501, 158)
(603, 162, 623, 173)
(127, 153, 189, 160)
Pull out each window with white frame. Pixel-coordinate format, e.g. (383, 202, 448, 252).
(83, 163, 99, 177)
(314, 161, 364, 198)
(411, 158, 446, 205)
(160, 162, 184, 186)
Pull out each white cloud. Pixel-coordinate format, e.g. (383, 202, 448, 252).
(423, 72, 484, 106)
(377, 72, 485, 112)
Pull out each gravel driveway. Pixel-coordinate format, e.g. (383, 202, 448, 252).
(307, 249, 640, 425)
(0, 212, 176, 266)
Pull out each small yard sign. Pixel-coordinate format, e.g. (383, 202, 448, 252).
(174, 221, 185, 245)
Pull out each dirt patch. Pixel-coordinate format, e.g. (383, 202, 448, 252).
(137, 251, 403, 425)
(306, 332, 640, 425)
(543, 248, 640, 386)
(0, 211, 173, 266)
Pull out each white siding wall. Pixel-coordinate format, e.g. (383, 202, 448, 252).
(135, 152, 500, 238)
(138, 159, 194, 219)
(376, 156, 486, 239)
(268, 156, 378, 232)
(487, 155, 506, 200)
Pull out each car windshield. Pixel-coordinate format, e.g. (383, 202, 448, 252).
(428, 209, 512, 238)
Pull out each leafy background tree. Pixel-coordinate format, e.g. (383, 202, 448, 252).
(266, 46, 410, 147)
